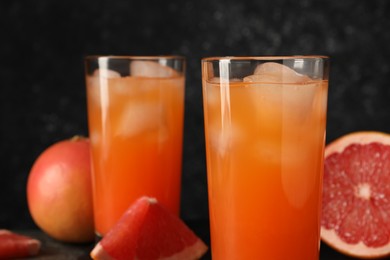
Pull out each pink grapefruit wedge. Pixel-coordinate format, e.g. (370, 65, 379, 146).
(91, 196, 208, 260)
(0, 230, 41, 259)
(321, 131, 390, 258)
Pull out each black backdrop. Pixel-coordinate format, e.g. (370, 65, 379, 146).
(1, 0, 390, 230)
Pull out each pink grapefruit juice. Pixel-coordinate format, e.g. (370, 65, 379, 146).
(203, 76, 328, 259)
(86, 73, 184, 236)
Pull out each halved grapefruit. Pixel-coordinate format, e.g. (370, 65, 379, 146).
(321, 131, 390, 258)
(0, 230, 41, 259)
(90, 196, 208, 260)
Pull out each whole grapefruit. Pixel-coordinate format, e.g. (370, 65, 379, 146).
(27, 136, 94, 243)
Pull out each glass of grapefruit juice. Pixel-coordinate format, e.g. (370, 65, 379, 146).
(202, 56, 329, 259)
(85, 56, 185, 237)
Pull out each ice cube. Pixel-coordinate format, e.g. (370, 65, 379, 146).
(253, 133, 317, 208)
(249, 81, 319, 124)
(204, 80, 220, 109)
(284, 83, 318, 111)
(115, 102, 167, 139)
(86, 69, 121, 109)
(244, 62, 310, 83)
(93, 68, 121, 78)
(89, 130, 101, 146)
(208, 124, 241, 157)
(205, 77, 242, 109)
(86, 76, 103, 107)
(209, 130, 230, 157)
(243, 63, 319, 123)
(208, 77, 242, 83)
(130, 61, 178, 78)
(281, 141, 316, 208)
(109, 76, 135, 96)
(243, 74, 284, 83)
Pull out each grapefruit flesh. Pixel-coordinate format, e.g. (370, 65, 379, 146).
(321, 131, 390, 258)
(90, 196, 208, 260)
(0, 230, 41, 259)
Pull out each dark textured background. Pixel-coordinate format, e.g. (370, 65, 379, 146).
(1, 0, 390, 231)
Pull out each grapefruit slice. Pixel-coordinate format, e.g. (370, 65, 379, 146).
(0, 230, 41, 259)
(321, 131, 390, 258)
(90, 196, 208, 260)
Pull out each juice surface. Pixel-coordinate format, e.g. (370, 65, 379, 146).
(86, 75, 184, 236)
(203, 79, 328, 260)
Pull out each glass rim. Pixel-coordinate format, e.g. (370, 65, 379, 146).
(201, 55, 329, 62)
(85, 55, 185, 61)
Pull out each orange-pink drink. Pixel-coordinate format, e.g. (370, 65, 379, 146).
(202, 57, 329, 260)
(85, 57, 185, 236)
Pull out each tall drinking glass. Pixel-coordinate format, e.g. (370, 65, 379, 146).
(202, 56, 329, 259)
(85, 56, 185, 237)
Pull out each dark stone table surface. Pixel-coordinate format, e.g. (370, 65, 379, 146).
(16, 221, 357, 260)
